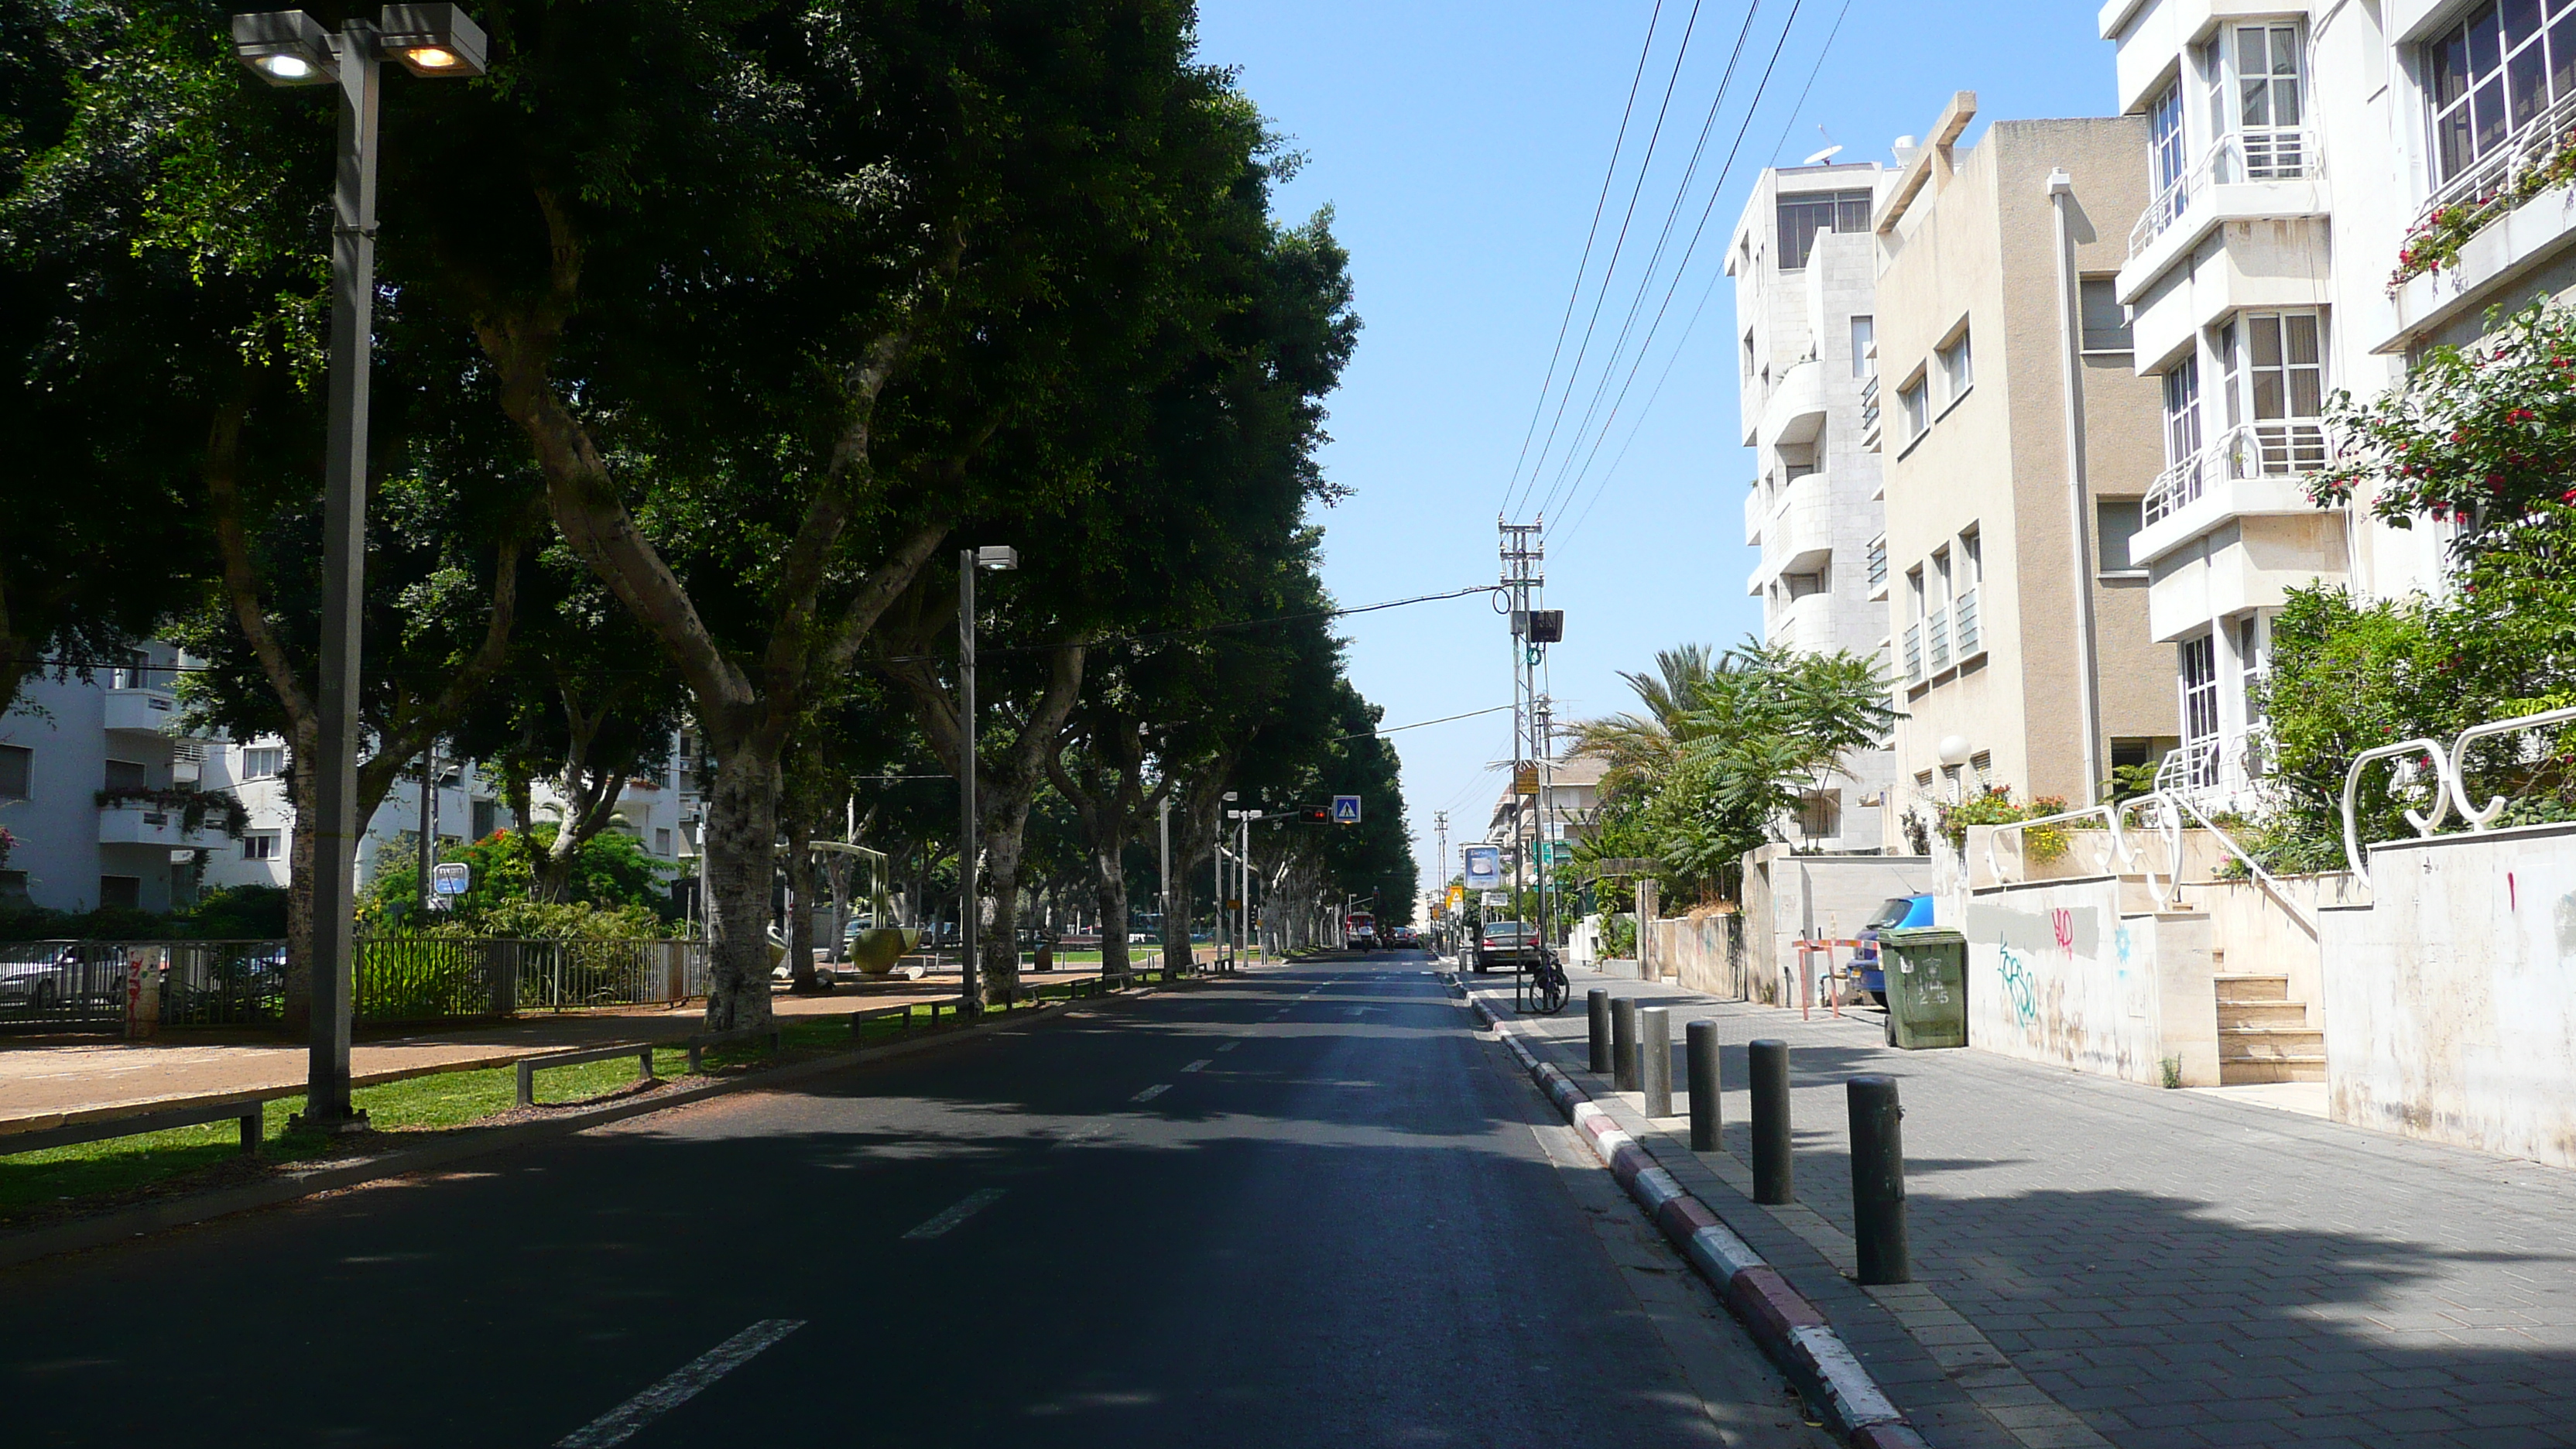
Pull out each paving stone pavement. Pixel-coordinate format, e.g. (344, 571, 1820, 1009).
(1460, 963, 2576, 1448)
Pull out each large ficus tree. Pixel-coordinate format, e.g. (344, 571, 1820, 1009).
(357, 0, 1287, 1025)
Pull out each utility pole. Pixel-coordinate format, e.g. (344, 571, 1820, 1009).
(1433, 809, 1449, 949)
(1499, 519, 1545, 961)
(1157, 795, 1172, 976)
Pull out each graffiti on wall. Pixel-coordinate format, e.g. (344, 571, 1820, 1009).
(1997, 944, 2039, 1029)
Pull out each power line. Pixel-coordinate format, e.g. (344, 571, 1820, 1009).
(1527, 0, 1769, 523)
(1503, 0, 1709, 521)
(1543, 0, 1814, 542)
(1500, 0, 1670, 510)
(1338, 703, 1513, 742)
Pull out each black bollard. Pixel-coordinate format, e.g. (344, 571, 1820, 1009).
(1611, 997, 1640, 1091)
(1639, 1007, 1673, 1117)
(1687, 1019, 1721, 1151)
(1749, 1038, 1792, 1204)
(1588, 989, 1612, 1074)
(1848, 1075, 1910, 1284)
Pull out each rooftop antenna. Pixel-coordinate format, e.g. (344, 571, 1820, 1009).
(1802, 125, 1842, 167)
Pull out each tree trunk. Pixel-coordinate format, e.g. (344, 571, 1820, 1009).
(978, 821, 1026, 1002)
(783, 807, 820, 992)
(700, 748, 781, 1029)
(1093, 844, 1129, 981)
(282, 742, 320, 1033)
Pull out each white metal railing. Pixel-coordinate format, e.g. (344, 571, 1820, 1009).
(1902, 622, 1923, 684)
(2143, 422, 2331, 527)
(1865, 537, 1888, 590)
(1927, 607, 1951, 673)
(1859, 372, 1881, 439)
(2343, 704, 2576, 886)
(1982, 750, 2316, 936)
(2415, 84, 2576, 237)
(2131, 129, 2325, 259)
(1954, 587, 1981, 658)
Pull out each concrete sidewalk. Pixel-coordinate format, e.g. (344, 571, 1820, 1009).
(1464, 964, 2576, 1448)
(0, 965, 1125, 1132)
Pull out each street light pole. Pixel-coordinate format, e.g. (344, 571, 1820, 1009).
(955, 544, 1019, 1008)
(231, 5, 485, 1132)
(1157, 795, 1172, 975)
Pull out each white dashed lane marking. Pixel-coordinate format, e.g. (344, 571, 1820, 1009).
(903, 1188, 1007, 1240)
(1131, 1084, 1172, 1102)
(1181, 1060, 1211, 1073)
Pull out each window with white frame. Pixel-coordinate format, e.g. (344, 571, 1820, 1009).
(1775, 189, 1875, 270)
(2180, 633, 2221, 787)
(1899, 375, 1930, 438)
(2427, 2, 2576, 191)
(2217, 311, 2325, 471)
(2163, 356, 2203, 465)
(243, 832, 280, 862)
(239, 745, 284, 781)
(2221, 24, 2307, 177)
(1937, 328, 1972, 402)
(2148, 82, 2188, 200)
(1849, 315, 1875, 378)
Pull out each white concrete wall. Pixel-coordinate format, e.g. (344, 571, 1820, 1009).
(2321, 822, 2576, 1166)
(1651, 912, 1745, 1000)
(1964, 876, 2218, 1087)
(1739, 844, 1933, 1005)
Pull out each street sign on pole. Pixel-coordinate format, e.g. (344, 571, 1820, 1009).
(430, 862, 470, 909)
(1331, 794, 1362, 824)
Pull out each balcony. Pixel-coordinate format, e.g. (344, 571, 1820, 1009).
(1865, 536, 1889, 602)
(2120, 130, 2329, 301)
(2382, 87, 2576, 353)
(1859, 373, 1882, 451)
(1766, 471, 1834, 577)
(1742, 484, 1766, 549)
(1954, 587, 1982, 659)
(103, 687, 182, 736)
(1927, 606, 1952, 674)
(1766, 590, 1839, 654)
(2133, 423, 2330, 568)
(1756, 356, 1827, 447)
(1902, 622, 1924, 687)
(98, 801, 227, 849)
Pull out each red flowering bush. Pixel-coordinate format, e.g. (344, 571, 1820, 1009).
(2315, 300, 2576, 553)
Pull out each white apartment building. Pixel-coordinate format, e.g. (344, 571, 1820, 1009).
(2102, 0, 2523, 808)
(1726, 160, 1900, 851)
(201, 732, 697, 900)
(0, 645, 226, 913)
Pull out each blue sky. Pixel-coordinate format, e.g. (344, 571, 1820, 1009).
(1190, 1, 2121, 889)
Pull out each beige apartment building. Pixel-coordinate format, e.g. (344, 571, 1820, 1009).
(1872, 94, 2179, 840)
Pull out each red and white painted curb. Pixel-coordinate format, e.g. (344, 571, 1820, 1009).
(1459, 981, 1930, 1449)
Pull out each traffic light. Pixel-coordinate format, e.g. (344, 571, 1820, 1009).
(1296, 806, 1332, 824)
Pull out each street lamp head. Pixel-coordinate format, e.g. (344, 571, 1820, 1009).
(379, 4, 489, 77)
(974, 544, 1019, 571)
(1222, 790, 1238, 802)
(230, 11, 337, 86)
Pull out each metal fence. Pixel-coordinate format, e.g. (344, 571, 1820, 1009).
(0, 937, 708, 1033)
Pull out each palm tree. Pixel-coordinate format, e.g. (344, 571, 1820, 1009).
(1567, 643, 1718, 795)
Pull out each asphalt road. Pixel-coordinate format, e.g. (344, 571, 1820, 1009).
(2, 954, 1828, 1447)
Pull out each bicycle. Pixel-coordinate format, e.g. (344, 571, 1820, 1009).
(1517, 947, 1568, 1016)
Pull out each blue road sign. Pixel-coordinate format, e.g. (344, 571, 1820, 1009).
(1331, 794, 1362, 824)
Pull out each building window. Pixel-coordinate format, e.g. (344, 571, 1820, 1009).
(1800, 790, 1841, 840)
(111, 649, 152, 691)
(1937, 329, 1973, 402)
(2227, 24, 2308, 176)
(103, 758, 146, 792)
(239, 746, 285, 781)
(2149, 82, 2188, 198)
(98, 875, 141, 910)
(656, 827, 674, 857)
(2228, 311, 2328, 471)
(1899, 376, 1930, 438)
(2181, 632, 2221, 758)
(0, 744, 28, 801)
(2098, 499, 2146, 572)
(1850, 315, 1876, 377)
(2162, 356, 2203, 465)
(1968, 751, 1994, 791)
(2079, 279, 2132, 351)
(1775, 188, 1875, 270)
(2239, 615, 2266, 726)
(243, 832, 280, 862)
(472, 799, 499, 839)
(2427, 2, 2575, 190)
(1742, 331, 1757, 379)
(1785, 569, 1828, 599)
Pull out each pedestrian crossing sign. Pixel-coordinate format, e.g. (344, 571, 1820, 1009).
(1331, 794, 1362, 824)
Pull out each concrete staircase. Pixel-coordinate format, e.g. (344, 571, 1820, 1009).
(2215, 974, 2325, 1084)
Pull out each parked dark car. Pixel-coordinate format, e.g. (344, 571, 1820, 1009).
(1851, 894, 1934, 1003)
(0, 948, 122, 1018)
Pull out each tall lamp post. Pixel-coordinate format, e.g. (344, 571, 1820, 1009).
(230, 5, 486, 1132)
(958, 544, 1018, 1009)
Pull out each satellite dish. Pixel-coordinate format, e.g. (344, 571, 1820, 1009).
(1802, 144, 1844, 165)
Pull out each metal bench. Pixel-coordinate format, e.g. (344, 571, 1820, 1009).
(0, 1098, 266, 1157)
(684, 1026, 782, 1074)
(515, 1043, 656, 1108)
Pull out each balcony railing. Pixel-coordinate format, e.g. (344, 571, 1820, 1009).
(1858, 372, 1881, 441)
(2142, 421, 2331, 528)
(1865, 537, 1888, 591)
(1902, 622, 1924, 685)
(2413, 84, 2576, 241)
(2130, 129, 2324, 260)
(1954, 587, 1981, 658)
(1927, 607, 1951, 673)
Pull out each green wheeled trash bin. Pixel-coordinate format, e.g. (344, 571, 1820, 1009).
(1880, 927, 1968, 1049)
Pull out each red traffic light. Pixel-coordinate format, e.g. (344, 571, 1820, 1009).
(1297, 806, 1332, 824)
